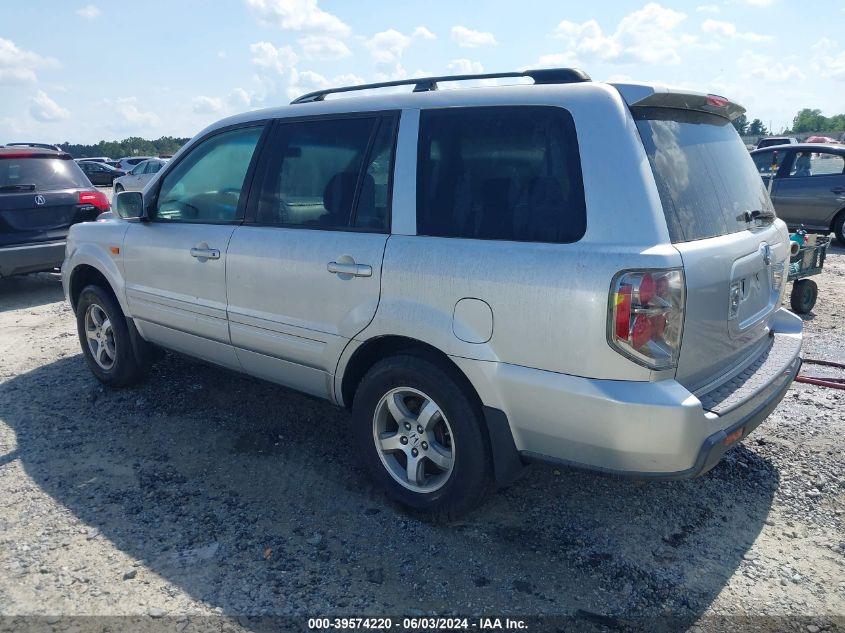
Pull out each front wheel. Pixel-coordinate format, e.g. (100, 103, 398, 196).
(352, 355, 492, 520)
(114, 184, 124, 193)
(76, 284, 149, 386)
(790, 279, 818, 314)
(833, 212, 845, 246)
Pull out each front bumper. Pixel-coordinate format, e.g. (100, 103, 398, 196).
(458, 308, 802, 478)
(0, 241, 66, 278)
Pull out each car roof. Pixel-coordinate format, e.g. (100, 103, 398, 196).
(0, 147, 71, 158)
(751, 143, 845, 153)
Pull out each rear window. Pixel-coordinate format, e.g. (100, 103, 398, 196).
(417, 106, 586, 243)
(0, 157, 90, 191)
(635, 107, 771, 243)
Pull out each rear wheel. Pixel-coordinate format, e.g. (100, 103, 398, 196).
(352, 355, 492, 520)
(790, 279, 818, 314)
(76, 284, 150, 386)
(833, 212, 845, 246)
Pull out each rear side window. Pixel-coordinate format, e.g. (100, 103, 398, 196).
(788, 151, 845, 177)
(635, 108, 772, 243)
(255, 114, 397, 231)
(416, 106, 586, 243)
(0, 157, 90, 191)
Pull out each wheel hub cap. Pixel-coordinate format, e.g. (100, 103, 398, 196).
(84, 304, 116, 370)
(372, 387, 455, 493)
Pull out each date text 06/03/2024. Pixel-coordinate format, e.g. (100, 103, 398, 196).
(307, 617, 529, 630)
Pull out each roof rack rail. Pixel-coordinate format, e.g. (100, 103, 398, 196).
(290, 67, 591, 104)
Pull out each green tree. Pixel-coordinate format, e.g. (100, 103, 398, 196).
(748, 118, 768, 136)
(792, 108, 828, 133)
(731, 114, 748, 135)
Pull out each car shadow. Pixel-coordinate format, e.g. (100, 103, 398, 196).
(0, 353, 778, 627)
(0, 273, 64, 313)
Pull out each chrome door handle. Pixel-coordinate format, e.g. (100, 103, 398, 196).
(327, 261, 372, 277)
(190, 247, 220, 260)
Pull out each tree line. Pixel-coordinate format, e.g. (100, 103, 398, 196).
(58, 136, 190, 159)
(733, 108, 845, 137)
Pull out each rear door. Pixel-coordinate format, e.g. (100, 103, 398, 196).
(634, 107, 789, 392)
(0, 154, 97, 248)
(123, 124, 265, 369)
(770, 150, 845, 230)
(225, 113, 397, 398)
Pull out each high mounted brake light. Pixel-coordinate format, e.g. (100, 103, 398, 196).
(608, 269, 685, 370)
(706, 94, 729, 108)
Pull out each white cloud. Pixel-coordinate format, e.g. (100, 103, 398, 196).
(553, 3, 687, 65)
(812, 38, 845, 81)
(227, 87, 254, 109)
(287, 69, 365, 101)
(298, 35, 351, 60)
(104, 97, 159, 127)
(412, 26, 437, 40)
(738, 51, 804, 82)
(536, 51, 580, 68)
(244, 0, 350, 36)
(0, 38, 60, 84)
(192, 95, 224, 114)
(451, 26, 497, 48)
(741, 0, 775, 6)
(29, 91, 69, 122)
(701, 19, 771, 42)
(447, 59, 484, 74)
(76, 4, 101, 19)
(696, 4, 719, 12)
(217, 51, 228, 59)
(250, 41, 298, 75)
(365, 29, 412, 64)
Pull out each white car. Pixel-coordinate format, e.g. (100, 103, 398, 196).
(113, 158, 167, 193)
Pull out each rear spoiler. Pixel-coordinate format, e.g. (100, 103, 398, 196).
(611, 83, 746, 122)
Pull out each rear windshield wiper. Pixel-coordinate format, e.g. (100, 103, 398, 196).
(0, 183, 37, 192)
(737, 209, 776, 224)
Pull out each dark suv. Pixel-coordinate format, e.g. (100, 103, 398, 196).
(0, 148, 109, 278)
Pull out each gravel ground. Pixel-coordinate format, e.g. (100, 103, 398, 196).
(0, 240, 843, 632)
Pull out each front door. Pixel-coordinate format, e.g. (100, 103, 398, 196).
(771, 149, 845, 230)
(123, 124, 265, 368)
(226, 113, 398, 398)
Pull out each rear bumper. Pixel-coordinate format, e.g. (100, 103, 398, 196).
(456, 308, 803, 478)
(0, 241, 66, 278)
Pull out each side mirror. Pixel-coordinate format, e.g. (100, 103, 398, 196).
(115, 191, 145, 220)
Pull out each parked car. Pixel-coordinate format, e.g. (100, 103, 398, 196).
(77, 161, 126, 186)
(113, 158, 167, 192)
(804, 135, 838, 144)
(5, 142, 63, 152)
(62, 69, 802, 518)
(756, 136, 798, 149)
(750, 143, 845, 243)
(115, 156, 155, 172)
(1, 148, 109, 278)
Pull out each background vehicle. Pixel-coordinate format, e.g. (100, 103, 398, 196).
(756, 136, 798, 149)
(115, 156, 155, 172)
(77, 161, 126, 186)
(63, 70, 802, 518)
(5, 142, 63, 152)
(750, 143, 845, 243)
(112, 158, 167, 192)
(1, 148, 108, 277)
(805, 135, 838, 144)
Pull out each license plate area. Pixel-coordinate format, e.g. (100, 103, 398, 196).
(728, 245, 777, 336)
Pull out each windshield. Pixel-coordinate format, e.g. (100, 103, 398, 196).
(634, 107, 772, 243)
(0, 157, 90, 191)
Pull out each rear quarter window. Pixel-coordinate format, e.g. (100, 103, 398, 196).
(416, 105, 586, 243)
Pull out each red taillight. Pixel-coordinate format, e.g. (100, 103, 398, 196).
(609, 270, 685, 370)
(79, 190, 109, 211)
(706, 94, 729, 107)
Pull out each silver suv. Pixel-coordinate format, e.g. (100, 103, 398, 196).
(62, 69, 803, 518)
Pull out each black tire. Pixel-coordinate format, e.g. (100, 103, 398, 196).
(790, 279, 818, 314)
(352, 354, 492, 520)
(76, 284, 150, 386)
(833, 212, 845, 246)
(114, 184, 124, 193)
